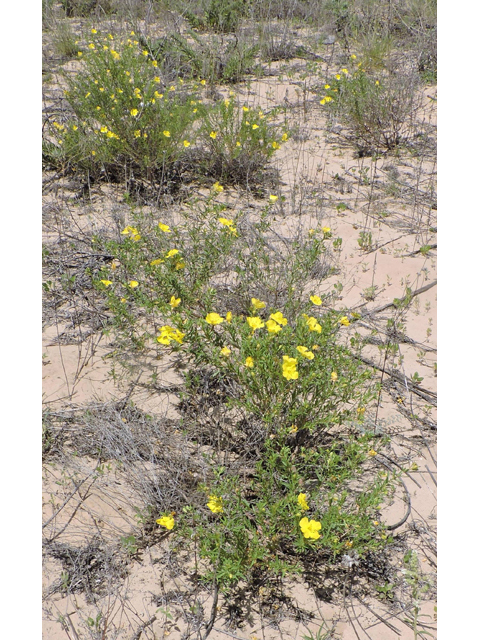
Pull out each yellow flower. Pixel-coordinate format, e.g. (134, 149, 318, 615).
(331, 371, 338, 382)
(236, 141, 241, 147)
(200, 79, 206, 85)
(272, 141, 280, 149)
(88, 43, 95, 49)
(306, 316, 322, 333)
(299, 517, 322, 540)
(150, 258, 164, 266)
(245, 357, 254, 368)
(324, 96, 333, 103)
(128, 280, 139, 288)
(269, 195, 278, 203)
(134, 130, 141, 138)
(110, 50, 120, 60)
(297, 493, 309, 511)
(163, 130, 171, 137)
(175, 261, 185, 270)
(91, 150, 96, 156)
(91, 28, 97, 34)
(319, 99, 326, 105)
(282, 356, 298, 380)
(72, 125, 78, 131)
(226, 311, 233, 323)
(322, 226, 331, 233)
(339, 316, 350, 326)
(290, 424, 298, 433)
(375, 80, 380, 86)
(281, 133, 288, 141)
(210, 131, 217, 139)
(220, 347, 231, 356)
(368, 449, 378, 457)
(207, 495, 223, 513)
(120, 297, 126, 303)
(169, 296, 181, 308)
(310, 295, 322, 306)
(351, 54, 357, 60)
(183, 140, 191, 147)
(266, 319, 282, 334)
(157, 325, 184, 345)
(158, 222, 171, 233)
(251, 298, 266, 310)
(247, 316, 265, 331)
(341, 68, 348, 74)
(324, 84, 330, 89)
(157, 515, 175, 530)
(213, 182, 224, 193)
(270, 311, 288, 326)
(219, 217, 234, 227)
(252, 124, 259, 130)
(130, 108, 138, 116)
(205, 313, 224, 325)
(357, 406, 365, 415)
(373, 521, 379, 526)
(100, 280, 112, 287)
(166, 249, 179, 258)
(297, 346, 314, 360)
(169, 85, 176, 91)
(335, 74, 341, 80)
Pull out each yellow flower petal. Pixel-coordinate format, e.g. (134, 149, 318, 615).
(205, 313, 224, 325)
(156, 515, 175, 529)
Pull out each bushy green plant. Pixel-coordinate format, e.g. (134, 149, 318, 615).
(43, 30, 202, 183)
(181, 301, 374, 432)
(51, 20, 79, 58)
(184, 0, 249, 33)
(167, 433, 390, 587)
(59, 0, 113, 17)
(89, 190, 391, 589)
(43, 30, 279, 189)
(91, 193, 330, 351)
(319, 57, 421, 152)
(197, 96, 286, 183)
(139, 31, 259, 84)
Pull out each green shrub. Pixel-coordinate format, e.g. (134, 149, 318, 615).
(184, 0, 249, 33)
(139, 31, 259, 84)
(43, 30, 278, 189)
(44, 31, 201, 182)
(90, 192, 390, 590)
(319, 58, 422, 153)
(51, 20, 80, 59)
(59, 0, 113, 17)
(197, 96, 286, 184)
(180, 440, 390, 586)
